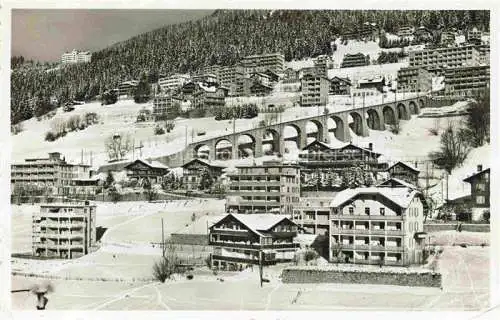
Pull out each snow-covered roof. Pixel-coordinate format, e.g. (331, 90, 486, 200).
(181, 158, 226, 169)
(215, 213, 293, 237)
(463, 168, 490, 183)
(329, 187, 421, 209)
(125, 159, 169, 170)
(197, 82, 218, 93)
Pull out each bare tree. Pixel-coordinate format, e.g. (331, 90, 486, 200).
(429, 123, 470, 174)
(105, 133, 133, 161)
(50, 117, 66, 136)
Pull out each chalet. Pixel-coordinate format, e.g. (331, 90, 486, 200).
(387, 161, 420, 187)
(181, 158, 226, 191)
(124, 159, 169, 185)
(249, 82, 273, 97)
(299, 141, 385, 171)
(262, 69, 280, 83)
(377, 177, 418, 190)
(329, 76, 352, 95)
(117, 80, 139, 97)
(191, 83, 226, 109)
(209, 213, 300, 271)
(463, 165, 490, 221)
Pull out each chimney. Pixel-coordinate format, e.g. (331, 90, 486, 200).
(477, 164, 483, 172)
(368, 143, 373, 150)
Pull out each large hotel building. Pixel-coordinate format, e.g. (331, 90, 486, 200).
(329, 186, 426, 266)
(32, 201, 97, 259)
(11, 152, 91, 196)
(226, 161, 300, 215)
(444, 65, 490, 98)
(408, 45, 481, 71)
(240, 53, 285, 74)
(61, 49, 92, 64)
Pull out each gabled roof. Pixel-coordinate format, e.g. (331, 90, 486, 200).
(377, 177, 418, 190)
(330, 187, 422, 209)
(301, 140, 333, 151)
(330, 76, 352, 85)
(463, 168, 490, 183)
(181, 158, 226, 169)
(339, 143, 382, 157)
(124, 159, 169, 170)
(388, 161, 420, 173)
(213, 213, 295, 237)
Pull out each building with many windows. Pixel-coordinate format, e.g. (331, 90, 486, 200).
(292, 193, 332, 235)
(209, 213, 299, 271)
(61, 49, 92, 64)
(124, 159, 169, 185)
(217, 65, 245, 95)
(341, 53, 370, 68)
(191, 83, 227, 109)
(32, 201, 97, 259)
(397, 67, 432, 93)
(158, 74, 190, 93)
(444, 65, 490, 98)
(152, 94, 182, 120)
(226, 161, 300, 215)
(463, 165, 490, 221)
(408, 45, 481, 70)
(300, 74, 330, 106)
(11, 152, 91, 196)
(329, 187, 426, 266)
(181, 159, 226, 191)
(240, 53, 285, 74)
(117, 80, 139, 97)
(329, 76, 352, 95)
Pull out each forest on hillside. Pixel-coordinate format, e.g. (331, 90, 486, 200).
(11, 10, 489, 124)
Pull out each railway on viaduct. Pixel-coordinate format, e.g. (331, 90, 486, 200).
(156, 95, 429, 166)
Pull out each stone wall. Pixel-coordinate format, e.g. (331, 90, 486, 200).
(170, 233, 209, 246)
(424, 223, 490, 233)
(281, 267, 442, 288)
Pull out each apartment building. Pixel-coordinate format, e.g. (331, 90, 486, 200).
(11, 152, 91, 196)
(192, 73, 218, 85)
(314, 55, 334, 75)
(240, 53, 285, 74)
(158, 74, 190, 93)
(209, 213, 299, 271)
(463, 165, 490, 221)
(341, 53, 369, 68)
(292, 193, 332, 235)
(408, 45, 481, 69)
(299, 66, 326, 78)
(477, 44, 490, 65)
(218, 65, 245, 95)
(61, 49, 92, 64)
(397, 67, 432, 93)
(444, 65, 490, 98)
(440, 31, 456, 47)
(300, 74, 330, 106)
(226, 161, 300, 215)
(466, 27, 482, 44)
(32, 201, 97, 259)
(117, 80, 139, 97)
(329, 76, 352, 95)
(397, 26, 415, 38)
(329, 187, 426, 266)
(152, 94, 182, 120)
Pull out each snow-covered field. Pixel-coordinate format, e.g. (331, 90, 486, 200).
(12, 244, 489, 310)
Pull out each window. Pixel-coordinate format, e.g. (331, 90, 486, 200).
(349, 207, 354, 214)
(476, 183, 485, 192)
(380, 208, 385, 215)
(365, 208, 370, 215)
(476, 196, 486, 205)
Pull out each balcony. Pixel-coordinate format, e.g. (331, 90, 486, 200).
(211, 254, 275, 266)
(332, 215, 403, 221)
(210, 240, 299, 250)
(336, 243, 403, 252)
(211, 228, 249, 237)
(40, 233, 84, 239)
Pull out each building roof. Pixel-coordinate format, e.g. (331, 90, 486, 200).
(463, 168, 490, 183)
(358, 77, 385, 85)
(330, 76, 352, 85)
(339, 143, 381, 157)
(215, 213, 294, 237)
(330, 187, 422, 209)
(387, 161, 420, 173)
(124, 159, 169, 170)
(181, 158, 226, 169)
(301, 140, 332, 151)
(377, 177, 418, 190)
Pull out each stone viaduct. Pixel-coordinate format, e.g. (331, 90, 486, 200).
(157, 96, 429, 166)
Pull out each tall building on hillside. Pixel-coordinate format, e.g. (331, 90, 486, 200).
(218, 65, 245, 95)
(152, 94, 182, 120)
(158, 74, 190, 93)
(408, 45, 481, 70)
(444, 65, 490, 98)
(300, 74, 330, 106)
(226, 161, 300, 215)
(61, 49, 92, 64)
(11, 152, 91, 197)
(397, 67, 432, 93)
(32, 201, 97, 259)
(329, 187, 427, 266)
(117, 80, 139, 97)
(240, 53, 285, 74)
(341, 53, 370, 68)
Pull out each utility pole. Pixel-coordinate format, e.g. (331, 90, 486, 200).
(161, 218, 165, 258)
(259, 250, 263, 287)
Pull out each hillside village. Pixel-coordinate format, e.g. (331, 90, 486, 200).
(10, 9, 491, 311)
